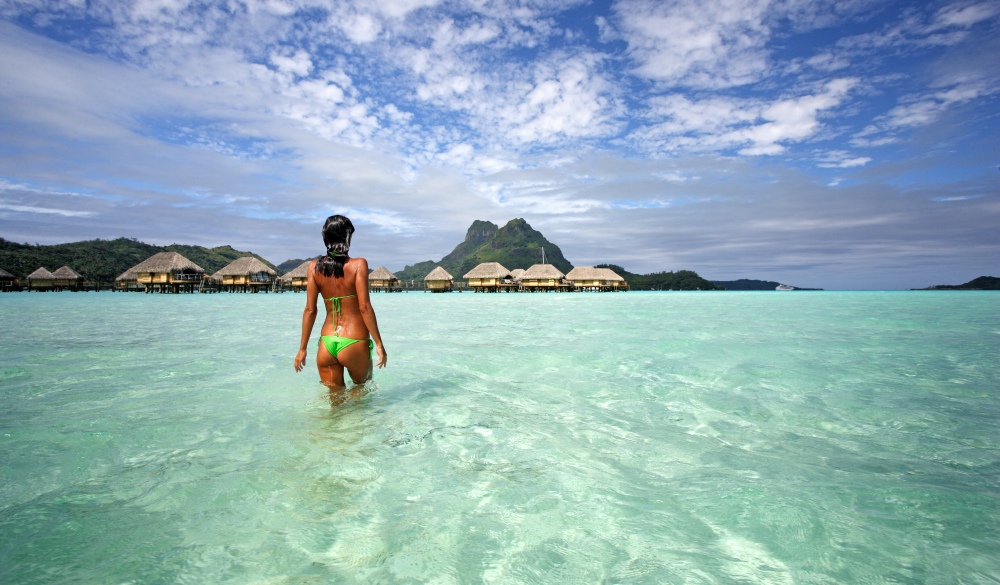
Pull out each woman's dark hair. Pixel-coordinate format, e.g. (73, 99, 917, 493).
(316, 215, 355, 278)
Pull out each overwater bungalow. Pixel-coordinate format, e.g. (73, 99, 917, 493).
(424, 266, 454, 292)
(566, 266, 627, 292)
(509, 268, 525, 283)
(464, 262, 513, 292)
(51, 266, 85, 291)
(26, 267, 56, 291)
(128, 251, 206, 293)
(520, 264, 567, 292)
(597, 267, 627, 291)
(566, 266, 605, 291)
(0, 268, 18, 291)
(280, 260, 313, 292)
(115, 269, 139, 291)
(369, 266, 400, 292)
(211, 257, 276, 292)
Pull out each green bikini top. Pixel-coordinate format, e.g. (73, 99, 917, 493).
(325, 294, 356, 318)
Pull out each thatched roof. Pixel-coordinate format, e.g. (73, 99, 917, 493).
(0, 268, 15, 279)
(463, 262, 511, 279)
(280, 259, 313, 282)
(369, 266, 397, 280)
(424, 266, 453, 281)
(597, 267, 625, 282)
(565, 266, 604, 281)
(509, 268, 525, 281)
(116, 269, 138, 282)
(52, 266, 84, 279)
(129, 252, 205, 274)
(521, 264, 565, 279)
(27, 267, 56, 280)
(211, 256, 276, 279)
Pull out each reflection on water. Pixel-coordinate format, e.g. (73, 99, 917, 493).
(0, 292, 997, 583)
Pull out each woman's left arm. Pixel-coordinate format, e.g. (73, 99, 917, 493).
(355, 259, 387, 369)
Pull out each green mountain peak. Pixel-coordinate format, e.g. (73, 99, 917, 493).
(464, 220, 499, 244)
(395, 218, 573, 279)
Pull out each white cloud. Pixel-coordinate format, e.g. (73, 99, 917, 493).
(853, 79, 994, 145)
(816, 150, 871, 168)
(130, 0, 195, 22)
(932, 1, 1000, 29)
(382, 103, 412, 123)
(805, 52, 849, 72)
(611, 0, 772, 88)
(838, 0, 1000, 51)
(633, 78, 857, 155)
(748, 215, 898, 231)
(733, 78, 857, 155)
(0, 203, 96, 217)
(645, 94, 758, 136)
(335, 11, 383, 43)
(432, 17, 501, 47)
(503, 55, 620, 143)
(270, 49, 312, 77)
(370, 0, 442, 20)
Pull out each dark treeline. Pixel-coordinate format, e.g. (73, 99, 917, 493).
(596, 265, 723, 291)
(919, 276, 1000, 290)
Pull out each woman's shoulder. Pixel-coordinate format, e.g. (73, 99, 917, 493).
(346, 256, 369, 270)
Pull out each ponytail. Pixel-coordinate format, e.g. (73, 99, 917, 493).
(317, 215, 355, 278)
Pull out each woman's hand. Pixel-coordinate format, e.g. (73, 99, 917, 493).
(294, 349, 307, 372)
(374, 344, 388, 369)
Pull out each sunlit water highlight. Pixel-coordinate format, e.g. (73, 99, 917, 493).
(1, 291, 997, 584)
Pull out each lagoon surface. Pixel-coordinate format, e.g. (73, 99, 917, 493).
(1, 291, 998, 584)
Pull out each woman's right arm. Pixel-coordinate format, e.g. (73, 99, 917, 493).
(355, 259, 387, 368)
(294, 261, 319, 372)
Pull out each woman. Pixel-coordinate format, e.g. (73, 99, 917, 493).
(294, 215, 387, 389)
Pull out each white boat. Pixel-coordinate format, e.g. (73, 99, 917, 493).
(776, 284, 794, 291)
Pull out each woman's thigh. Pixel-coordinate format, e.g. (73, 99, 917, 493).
(315, 345, 345, 387)
(336, 340, 372, 384)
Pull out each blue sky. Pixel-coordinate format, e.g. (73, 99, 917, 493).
(1, 0, 997, 289)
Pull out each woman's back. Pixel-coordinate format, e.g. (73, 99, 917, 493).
(313, 256, 369, 339)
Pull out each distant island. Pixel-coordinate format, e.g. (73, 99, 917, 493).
(712, 279, 823, 291)
(915, 276, 1000, 290)
(9, 223, 947, 291)
(392, 219, 725, 290)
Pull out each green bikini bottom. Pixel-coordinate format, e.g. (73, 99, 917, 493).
(320, 336, 374, 359)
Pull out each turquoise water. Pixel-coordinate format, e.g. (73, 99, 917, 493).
(1, 291, 997, 584)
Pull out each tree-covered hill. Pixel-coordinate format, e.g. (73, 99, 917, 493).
(920, 276, 1000, 290)
(277, 258, 315, 273)
(711, 279, 823, 290)
(0, 237, 277, 284)
(394, 260, 439, 283)
(597, 264, 723, 291)
(712, 278, 784, 290)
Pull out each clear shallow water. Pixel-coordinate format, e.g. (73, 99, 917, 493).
(0, 291, 997, 584)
